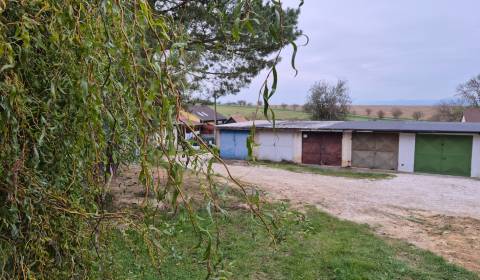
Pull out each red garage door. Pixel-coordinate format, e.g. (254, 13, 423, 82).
(302, 132, 342, 166)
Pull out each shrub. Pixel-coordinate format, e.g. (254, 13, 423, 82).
(377, 110, 386, 119)
(391, 108, 403, 119)
(412, 111, 424, 120)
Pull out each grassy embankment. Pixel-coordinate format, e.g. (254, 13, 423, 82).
(100, 177, 477, 279)
(214, 104, 311, 120)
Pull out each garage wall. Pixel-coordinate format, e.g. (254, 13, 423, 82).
(215, 128, 221, 147)
(292, 132, 303, 163)
(398, 133, 415, 172)
(472, 135, 480, 177)
(255, 130, 301, 163)
(341, 131, 352, 167)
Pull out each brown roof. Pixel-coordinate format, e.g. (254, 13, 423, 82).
(463, 108, 480, 122)
(226, 114, 248, 123)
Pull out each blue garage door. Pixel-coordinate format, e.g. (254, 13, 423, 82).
(220, 130, 249, 160)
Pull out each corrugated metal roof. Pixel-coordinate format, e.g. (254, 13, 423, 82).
(329, 121, 480, 133)
(216, 120, 271, 129)
(217, 120, 480, 134)
(268, 121, 343, 129)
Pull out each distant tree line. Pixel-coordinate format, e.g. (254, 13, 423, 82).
(356, 74, 480, 122)
(222, 74, 480, 122)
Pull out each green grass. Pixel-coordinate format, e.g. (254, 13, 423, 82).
(347, 114, 374, 121)
(214, 105, 414, 122)
(214, 105, 311, 120)
(255, 160, 395, 180)
(98, 193, 478, 279)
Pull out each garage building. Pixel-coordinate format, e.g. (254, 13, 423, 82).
(216, 120, 480, 177)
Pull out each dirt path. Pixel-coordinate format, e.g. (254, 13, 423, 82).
(213, 162, 480, 272)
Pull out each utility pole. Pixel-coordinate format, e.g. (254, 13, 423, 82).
(213, 92, 217, 144)
(214, 92, 217, 125)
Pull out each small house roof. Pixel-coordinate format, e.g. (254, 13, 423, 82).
(226, 114, 248, 123)
(178, 111, 202, 126)
(188, 105, 227, 122)
(216, 120, 480, 134)
(463, 108, 480, 123)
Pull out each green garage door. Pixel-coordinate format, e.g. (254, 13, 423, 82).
(414, 134, 472, 176)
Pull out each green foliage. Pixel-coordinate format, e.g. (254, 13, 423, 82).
(0, 1, 175, 277)
(246, 126, 256, 161)
(0, 0, 301, 278)
(149, 0, 302, 98)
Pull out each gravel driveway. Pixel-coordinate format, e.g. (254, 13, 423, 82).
(213, 162, 480, 272)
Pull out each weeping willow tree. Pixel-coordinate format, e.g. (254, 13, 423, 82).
(0, 0, 302, 278)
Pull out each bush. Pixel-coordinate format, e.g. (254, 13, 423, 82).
(391, 108, 403, 119)
(430, 100, 465, 121)
(377, 110, 385, 119)
(412, 111, 424, 120)
(304, 80, 351, 120)
(237, 100, 247, 106)
(365, 108, 372, 116)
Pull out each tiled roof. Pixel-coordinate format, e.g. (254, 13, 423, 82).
(227, 114, 248, 123)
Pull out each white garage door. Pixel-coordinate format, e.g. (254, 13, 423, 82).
(256, 131, 296, 162)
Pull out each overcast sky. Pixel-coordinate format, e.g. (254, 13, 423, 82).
(220, 0, 480, 105)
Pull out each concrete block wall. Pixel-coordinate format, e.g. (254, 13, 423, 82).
(341, 131, 352, 167)
(214, 128, 221, 148)
(292, 132, 303, 163)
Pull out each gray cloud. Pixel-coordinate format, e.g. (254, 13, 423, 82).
(221, 0, 480, 105)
